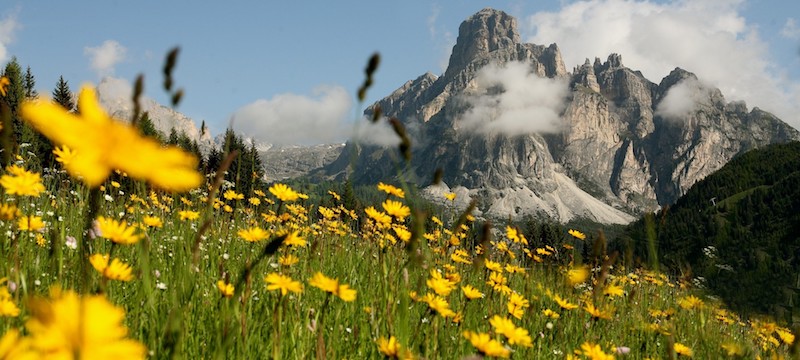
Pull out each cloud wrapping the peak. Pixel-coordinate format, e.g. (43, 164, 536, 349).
(523, 0, 800, 128)
(0, 12, 20, 63)
(459, 61, 569, 135)
(84, 40, 127, 77)
(231, 86, 355, 146)
(656, 77, 710, 121)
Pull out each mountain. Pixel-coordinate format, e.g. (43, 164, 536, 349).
(260, 143, 345, 182)
(96, 77, 217, 155)
(617, 141, 800, 315)
(319, 8, 799, 224)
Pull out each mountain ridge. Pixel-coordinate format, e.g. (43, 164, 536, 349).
(318, 8, 799, 224)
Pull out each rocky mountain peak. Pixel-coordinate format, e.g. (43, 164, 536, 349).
(658, 67, 698, 90)
(446, 8, 520, 75)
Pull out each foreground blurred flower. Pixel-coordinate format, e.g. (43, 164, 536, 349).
(376, 336, 401, 358)
(96, 216, 141, 245)
(265, 273, 303, 296)
(0, 278, 20, 317)
(22, 287, 146, 359)
(672, 342, 693, 357)
(0, 166, 45, 197)
(53, 145, 78, 166)
(309, 272, 356, 302)
(90, 254, 135, 282)
(20, 85, 202, 191)
(0, 203, 20, 221)
(567, 266, 589, 286)
(577, 342, 614, 360)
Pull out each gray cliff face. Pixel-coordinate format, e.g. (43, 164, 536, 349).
(261, 144, 345, 182)
(322, 8, 799, 224)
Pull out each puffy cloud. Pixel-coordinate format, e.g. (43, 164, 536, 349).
(351, 118, 402, 147)
(656, 77, 710, 120)
(231, 86, 354, 146)
(459, 61, 570, 135)
(782, 18, 800, 39)
(0, 12, 20, 63)
(84, 40, 127, 77)
(523, 0, 800, 128)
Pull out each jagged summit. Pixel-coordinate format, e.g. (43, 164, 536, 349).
(319, 8, 800, 224)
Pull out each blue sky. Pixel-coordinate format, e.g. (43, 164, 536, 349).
(2, 0, 799, 145)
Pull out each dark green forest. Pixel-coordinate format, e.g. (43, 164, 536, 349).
(617, 141, 800, 319)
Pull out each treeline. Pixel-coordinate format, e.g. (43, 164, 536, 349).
(616, 141, 800, 319)
(0, 58, 265, 195)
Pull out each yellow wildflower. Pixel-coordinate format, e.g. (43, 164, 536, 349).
(461, 285, 484, 300)
(96, 216, 141, 245)
(89, 254, 134, 282)
(309, 272, 356, 301)
(0, 167, 45, 197)
(265, 273, 303, 296)
(673, 342, 693, 357)
(376, 336, 401, 358)
(268, 183, 300, 202)
(178, 210, 200, 221)
(18, 215, 45, 232)
(217, 280, 234, 298)
(238, 227, 269, 242)
(377, 182, 405, 198)
(23, 288, 147, 359)
(568, 229, 587, 240)
(381, 200, 410, 221)
(463, 331, 509, 358)
(567, 266, 590, 286)
(142, 215, 163, 228)
(21, 85, 202, 191)
(0, 203, 20, 220)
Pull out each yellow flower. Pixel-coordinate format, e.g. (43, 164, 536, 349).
(553, 294, 578, 311)
(673, 342, 693, 357)
(17, 215, 45, 232)
(96, 216, 141, 245)
(568, 229, 586, 240)
(223, 189, 244, 201)
(776, 328, 795, 345)
(484, 259, 503, 272)
(542, 308, 560, 319)
(283, 231, 307, 247)
(0, 203, 20, 221)
(365, 206, 392, 225)
(377, 182, 405, 198)
(381, 200, 410, 221)
(603, 283, 625, 297)
(178, 210, 200, 221)
(566, 265, 589, 286)
(0, 76, 9, 97)
(420, 293, 455, 318)
(0, 279, 20, 317)
(376, 336, 401, 358)
(0, 329, 34, 359)
(583, 303, 613, 320)
(20, 86, 202, 191)
(142, 215, 163, 228)
(720, 342, 743, 356)
(268, 183, 300, 202)
(278, 254, 299, 267)
(677, 295, 704, 310)
(248, 197, 261, 206)
(265, 273, 303, 296)
(577, 342, 614, 360)
(23, 288, 147, 359)
(507, 292, 530, 320)
(217, 280, 234, 298)
(238, 227, 269, 242)
(309, 272, 356, 301)
(89, 254, 134, 281)
(444, 192, 456, 201)
(463, 331, 509, 358)
(461, 285, 484, 300)
(426, 270, 456, 297)
(0, 167, 45, 197)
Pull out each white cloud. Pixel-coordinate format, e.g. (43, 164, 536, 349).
(459, 61, 570, 135)
(231, 86, 355, 146)
(351, 118, 402, 147)
(523, 0, 800, 129)
(782, 18, 800, 39)
(84, 40, 127, 77)
(656, 77, 709, 120)
(0, 12, 20, 63)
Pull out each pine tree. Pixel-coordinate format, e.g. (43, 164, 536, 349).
(138, 112, 163, 142)
(52, 76, 74, 112)
(23, 66, 37, 99)
(3, 58, 41, 167)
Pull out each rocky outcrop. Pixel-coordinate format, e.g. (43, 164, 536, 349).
(320, 8, 799, 224)
(261, 144, 345, 182)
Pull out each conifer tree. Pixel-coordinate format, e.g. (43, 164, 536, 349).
(23, 66, 37, 99)
(52, 76, 75, 112)
(138, 112, 163, 142)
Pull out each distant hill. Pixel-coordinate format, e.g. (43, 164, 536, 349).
(617, 141, 800, 317)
